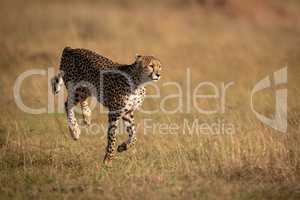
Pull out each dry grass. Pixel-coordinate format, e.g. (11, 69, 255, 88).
(0, 0, 300, 199)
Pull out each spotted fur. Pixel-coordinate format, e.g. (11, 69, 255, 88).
(51, 47, 162, 165)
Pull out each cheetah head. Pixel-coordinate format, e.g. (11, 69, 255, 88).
(135, 55, 162, 83)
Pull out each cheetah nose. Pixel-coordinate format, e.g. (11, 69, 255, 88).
(153, 74, 160, 81)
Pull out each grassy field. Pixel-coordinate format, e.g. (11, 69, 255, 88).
(0, 0, 300, 199)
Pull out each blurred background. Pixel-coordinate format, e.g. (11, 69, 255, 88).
(0, 0, 300, 199)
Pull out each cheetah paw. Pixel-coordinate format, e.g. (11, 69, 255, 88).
(69, 126, 81, 140)
(103, 157, 113, 167)
(83, 117, 91, 126)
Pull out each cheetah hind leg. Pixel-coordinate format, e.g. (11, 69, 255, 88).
(65, 98, 81, 140)
(80, 100, 91, 126)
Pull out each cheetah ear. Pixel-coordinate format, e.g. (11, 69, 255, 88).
(135, 54, 142, 60)
(134, 54, 143, 65)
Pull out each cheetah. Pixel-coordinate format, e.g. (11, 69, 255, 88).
(51, 47, 162, 165)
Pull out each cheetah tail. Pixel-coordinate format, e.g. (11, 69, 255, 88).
(51, 71, 64, 95)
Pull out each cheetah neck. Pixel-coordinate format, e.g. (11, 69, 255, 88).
(118, 63, 144, 87)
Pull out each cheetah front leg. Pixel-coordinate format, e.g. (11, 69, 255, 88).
(65, 96, 81, 140)
(80, 100, 91, 126)
(117, 111, 137, 153)
(103, 112, 121, 166)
